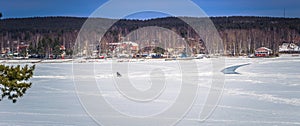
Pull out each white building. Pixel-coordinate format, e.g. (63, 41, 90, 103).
(279, 43, 300, 52)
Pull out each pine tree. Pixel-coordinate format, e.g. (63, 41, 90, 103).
(0, 64, 35, 103)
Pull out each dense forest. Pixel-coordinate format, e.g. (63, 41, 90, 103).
(0, 16, 300, 57)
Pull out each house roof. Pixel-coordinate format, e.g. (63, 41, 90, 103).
(255, 47, 272, 53)
(256, 47, 272, 51)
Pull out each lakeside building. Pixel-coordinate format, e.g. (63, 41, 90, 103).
(107, 41, 139, 58)
(255, 47, 273, 57)
(279, 43, 300, 53)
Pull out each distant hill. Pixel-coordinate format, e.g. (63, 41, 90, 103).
(0, 16, 300, 56)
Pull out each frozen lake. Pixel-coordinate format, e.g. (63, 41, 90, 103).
(0, 57, 300, 126)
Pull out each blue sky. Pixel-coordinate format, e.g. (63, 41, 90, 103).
(0, 0, 299, 19)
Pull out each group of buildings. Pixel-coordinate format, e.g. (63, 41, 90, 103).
(99, 41, 189, 59)
(1, 40, 300, 59)
(0, 41, 29, 59)
(103, 41, 300, 58)
(253, 42, 300, 57)
(0, 41, 67, 59)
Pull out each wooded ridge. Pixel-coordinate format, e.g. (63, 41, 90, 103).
(1, 16, 299, 56)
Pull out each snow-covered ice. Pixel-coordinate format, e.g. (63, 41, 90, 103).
(0, 57, 299, 126)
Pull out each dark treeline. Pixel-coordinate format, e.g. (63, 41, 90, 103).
(212, 16, 300, 55)
(0, 16, 300, 56)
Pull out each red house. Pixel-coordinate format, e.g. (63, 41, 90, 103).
(255, 47, 273, 57)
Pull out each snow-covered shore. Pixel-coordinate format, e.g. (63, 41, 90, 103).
(0, 59, 73, 64)
(1, 54, 299, 64)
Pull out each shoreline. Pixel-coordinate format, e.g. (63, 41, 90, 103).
(1, 54, 299, 64)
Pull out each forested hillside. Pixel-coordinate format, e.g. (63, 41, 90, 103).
(0, 16, 299, 56)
